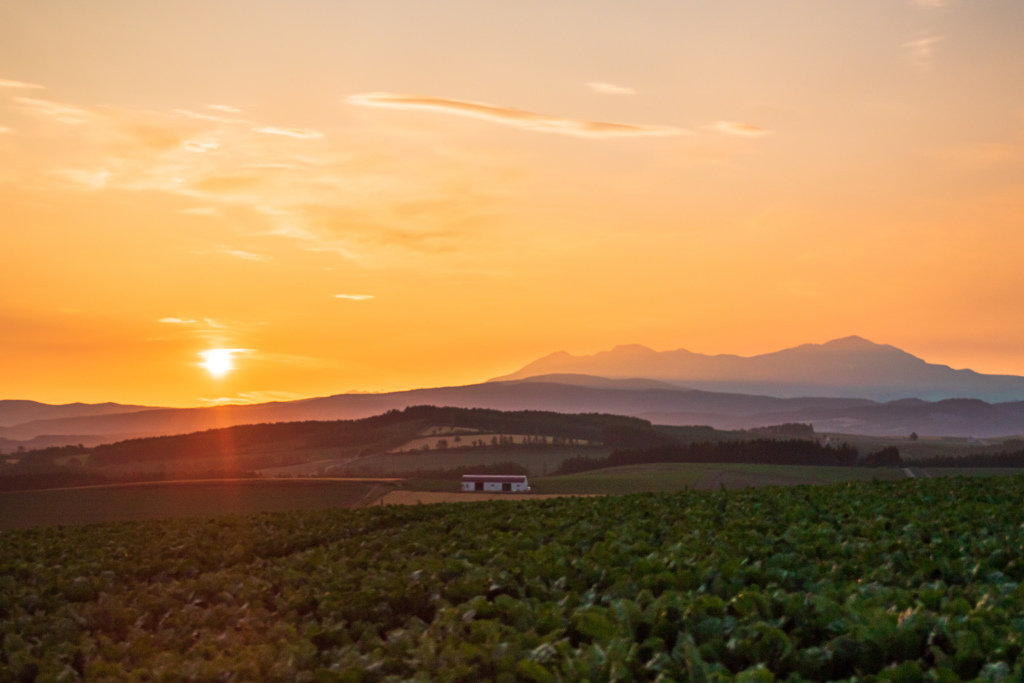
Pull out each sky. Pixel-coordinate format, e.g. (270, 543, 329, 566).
(2, 0, 1024, 407)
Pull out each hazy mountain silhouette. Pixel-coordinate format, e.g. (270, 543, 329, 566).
(491, 336, 1024, 402)
(2, 380, 1023, 445)
(0, 400, 154, 428)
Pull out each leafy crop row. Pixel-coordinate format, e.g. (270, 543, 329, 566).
(4, 476, 1024, 681)
(555, 440, 862, 475)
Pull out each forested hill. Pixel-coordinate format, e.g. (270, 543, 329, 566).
(80, 406, 654, 468)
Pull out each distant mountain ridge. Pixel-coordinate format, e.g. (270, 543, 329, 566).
(491, 336, 1024, 402)
(3, 337, 1023, 448)
(2, 380, 1023, 446)
(0, 400, 155, 428)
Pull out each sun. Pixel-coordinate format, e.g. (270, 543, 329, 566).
(199, 349, 243, 378)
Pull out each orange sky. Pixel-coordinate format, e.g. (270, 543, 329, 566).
(2, 1, 1024, 407)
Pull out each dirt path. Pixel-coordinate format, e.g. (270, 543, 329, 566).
(378, 491, 602, 506)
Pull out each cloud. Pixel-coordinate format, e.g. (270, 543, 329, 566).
(183, 140, 220, 153)
(0, 126, 13, 134)
(913, 0, 947, 7)
(173, 108, 250, 124)
(4, 91, 518, 264)
(0, 78, 45, 89)
(347, 92, 687, 138)
(14, 97, 92, 124)
(587, 82, 636, 96)
(252, 126, 323, 139)
(334, 294, 374, 300)
(159, 317, 228, 329)
(60, 168, 112, 189)
(198, 390, 306, 406)
(206, 104, 244, 113)
(220, 248, 270, 262)
(903, 35, 944, 71)
(710, 121, 771, 137)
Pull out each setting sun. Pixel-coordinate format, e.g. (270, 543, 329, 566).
(199, 349, 242, 379)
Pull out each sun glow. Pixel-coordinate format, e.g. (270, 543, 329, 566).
(199, 349, 244, 378)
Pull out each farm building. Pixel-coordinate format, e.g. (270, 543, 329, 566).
(461, 474, 530, 493)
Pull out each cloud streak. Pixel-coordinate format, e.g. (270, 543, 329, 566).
(252, 126, 323, 139)
(0, 78, 45, 89)
(903, 35, 944, 71)
(587, 82, 636, 95)
(348, 92, 686, 138)
(334, 294, 374, 301)
(220, 248, 270, 262)
(710, 121, 771, 137)
(14, 97, 92, 124)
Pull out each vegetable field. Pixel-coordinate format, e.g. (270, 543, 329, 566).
(4, 476, 1024, 681)
(0, 479, 384, 531)
(529, 463, 908, 495)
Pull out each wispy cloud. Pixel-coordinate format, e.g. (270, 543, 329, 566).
(913, 0, 947, 7)
(0, 78, 45, 89)
(159, 317, 228, 329)
(59, 168, 112, 189)
(183, 140, 220, 153)
(587, 82, 636, 96)
(252, 126, 323, 139)
(0, 126, 13, 134)
(14, 97, 92, 124)
(903, 35, 944, 71)
(206, 104, 244, 113)
(220, 248, 270, 262)
(334, 294, 374, 301)
(173, 108, 250, 125)
(4, 92, 517, 264)
(347, 92, 687, 138)
(709, 121, 771, 137)
(198, 390, 305, 406)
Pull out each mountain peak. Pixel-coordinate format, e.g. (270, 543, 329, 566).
(823, 335, 879, 349)
(490, 336, 1024, 401)
(607, 344, 657, 355)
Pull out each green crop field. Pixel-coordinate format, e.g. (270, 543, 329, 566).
(528, 463, 908, 495)
(919, 468, 1024, 479)
(4, 476, 1024, 681)
(0, 479, 383, 530)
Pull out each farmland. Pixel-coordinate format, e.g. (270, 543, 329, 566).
(336, 445, 611, 478)
(529, 463, 907, 495)
(4, 475, 1024, 680)
(0, 479, 385, 531)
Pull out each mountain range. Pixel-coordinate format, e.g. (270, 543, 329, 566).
(491, 336, 1024, 402)
(2, 337, 1023, 449)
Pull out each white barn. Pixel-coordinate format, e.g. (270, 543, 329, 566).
(461, 474, 530, 493)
